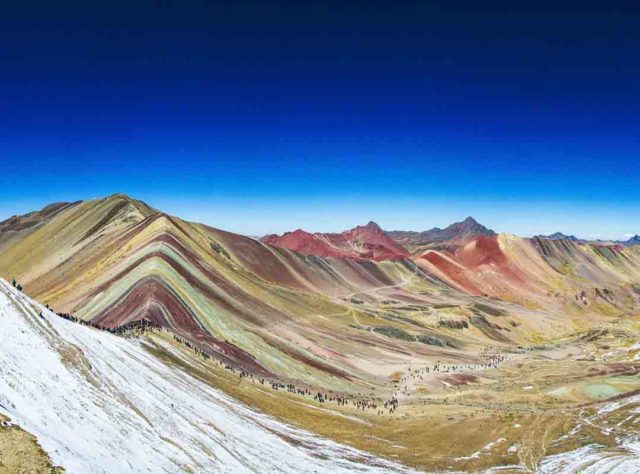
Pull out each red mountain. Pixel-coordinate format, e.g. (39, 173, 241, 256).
(261, 221, 409, 261)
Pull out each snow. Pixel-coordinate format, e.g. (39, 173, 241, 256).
(453, 437, 507, 461)
(538, 393, 640, 474)
(0, 279, 410, 473)
(538, 442, 640, 473)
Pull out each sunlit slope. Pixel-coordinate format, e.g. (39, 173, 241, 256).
(416, 234, 640, 318)
(0, 200, 81, 253)
(0, 195, 474, 389)
(0, 194, 156, 303)
(0, 279, 407, 474)
(2, 194, 640, 391)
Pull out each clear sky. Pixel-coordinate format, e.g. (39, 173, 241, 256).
(1, 2, 639, 238)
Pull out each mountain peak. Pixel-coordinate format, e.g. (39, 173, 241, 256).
(362, 221, 383, 231)
(262, 221, 407, 260)
(106, 192, 144, 206)
(101, 193, 157, 216)
(447, 216, 495, 235)
(387, 217, 495, 246)
(108, 192, 132, 200)
(625, 235, 640, 246)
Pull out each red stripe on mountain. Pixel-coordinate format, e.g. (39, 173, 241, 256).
(419, 251, 482, 295)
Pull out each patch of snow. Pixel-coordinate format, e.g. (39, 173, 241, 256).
(454, 437, 508, 461)
(539, 442, 640, 474)
(573, 353, 596, 361)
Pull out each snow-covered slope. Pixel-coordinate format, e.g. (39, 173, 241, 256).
(0, 279, 408, 473)
(538, 393, 640, 473)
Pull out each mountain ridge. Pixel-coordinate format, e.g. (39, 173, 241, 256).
(261, 220, 409, 260)
(382, 216, 497, 249)
(534, 232, 584, 242)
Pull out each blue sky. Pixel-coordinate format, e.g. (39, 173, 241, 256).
(1, 2, 639, 238)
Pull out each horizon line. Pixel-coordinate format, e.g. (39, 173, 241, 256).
(2, 192, 639, 243)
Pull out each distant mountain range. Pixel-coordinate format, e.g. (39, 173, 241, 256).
(263, 216, 497, 258)
(262, 217, 499, 260)
(535, 232, 640, 247)
(626, 235, 640, 246)
(263, 217, 640, 260)
(387, 217, 496, 246)
(534, 232, 583, 243)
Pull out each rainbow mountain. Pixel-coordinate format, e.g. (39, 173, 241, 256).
(2, 193, 640, 472)
(2, 193, 640, 386)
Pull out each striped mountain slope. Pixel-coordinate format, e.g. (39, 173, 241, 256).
(2, 194, 640, 392)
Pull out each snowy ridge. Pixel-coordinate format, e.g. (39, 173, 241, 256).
(0, 279, 410, 473)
